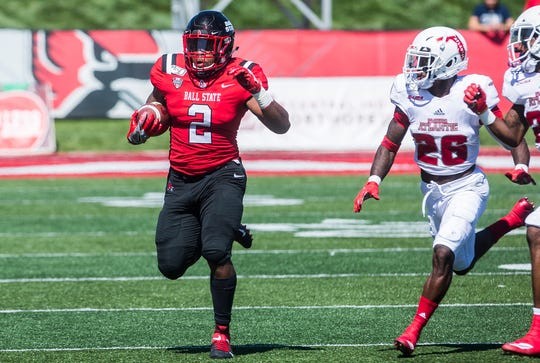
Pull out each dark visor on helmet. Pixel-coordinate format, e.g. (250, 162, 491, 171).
(186, 36, 216, 52)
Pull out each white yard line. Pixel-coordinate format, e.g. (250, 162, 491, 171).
(0, 341, 505, 352)
(0, 270, 530, 284)
(0, 246, 528, 258)
(0, 302, 531, 314)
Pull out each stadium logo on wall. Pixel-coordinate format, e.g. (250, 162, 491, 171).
(0, 90, 53, 154)
(32, 30, 160, 119)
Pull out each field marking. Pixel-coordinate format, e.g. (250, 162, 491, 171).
(79, 193, 304, 208)
(0, 149, 524, 179)
(0, 246, 528, 258)
(0, 270, 530, 284)
(0, 217, 526, 239)
(0, 231, 149, 238)
(0, 341, 505, 353)
(0, 302, 531, 314)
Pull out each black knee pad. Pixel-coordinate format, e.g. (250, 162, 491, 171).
(158, 262, 188, 280)
(202, 245, 231, 266)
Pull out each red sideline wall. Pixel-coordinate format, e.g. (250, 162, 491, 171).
(17, 29, 512, 119)
(234, 29, 510, 110)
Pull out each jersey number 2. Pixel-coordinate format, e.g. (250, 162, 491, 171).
(188, 104, 211, 144)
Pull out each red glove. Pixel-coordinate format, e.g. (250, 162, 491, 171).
(228, 66, 262, 94)
(353, 181, 380, 213)
(126, 103, 169, 145)
(463, 83, 488, 115)
(505, 166, 537, 185)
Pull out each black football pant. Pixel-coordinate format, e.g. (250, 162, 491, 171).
(155, 159, 247, 279)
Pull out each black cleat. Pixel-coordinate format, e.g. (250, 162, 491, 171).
(234, 224, 253, 249)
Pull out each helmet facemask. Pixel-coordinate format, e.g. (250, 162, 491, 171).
(507, 24, 539, 72)
(183, 32, 233, 79)
(403, 47, 438, 90)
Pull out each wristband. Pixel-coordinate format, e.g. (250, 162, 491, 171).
(515, 164, 529, 173)
(368, 175, 382, 185)
(253, 88, 274, 109)
(479, 109, 496, 126)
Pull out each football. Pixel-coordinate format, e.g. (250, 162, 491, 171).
(137, 102, 169, 123)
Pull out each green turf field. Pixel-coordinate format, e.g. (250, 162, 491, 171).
(1, 173, 539, 362)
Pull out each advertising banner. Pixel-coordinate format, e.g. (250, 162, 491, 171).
(0, 88, 56, 155)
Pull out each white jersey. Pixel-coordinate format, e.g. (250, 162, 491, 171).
(503, 66, 540, 124)
(503, 67, 540, 228)
(390, 73, 500, 176)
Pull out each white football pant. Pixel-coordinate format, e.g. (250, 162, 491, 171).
(421, 168, 489, 271)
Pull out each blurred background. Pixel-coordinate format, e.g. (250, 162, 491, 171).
(0, 0, 526, 30)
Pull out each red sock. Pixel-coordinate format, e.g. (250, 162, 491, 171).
(411, 296, 439, 331)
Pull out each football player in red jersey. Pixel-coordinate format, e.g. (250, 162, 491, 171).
(127, 10, 289, 359)
(352, 26, 534, 357)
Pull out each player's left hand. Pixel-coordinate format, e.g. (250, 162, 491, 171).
(505, 167, 537, 185)
(353, 181, 380, 213)
(463, 83, 488, 115)
(228, 66, 262, 94)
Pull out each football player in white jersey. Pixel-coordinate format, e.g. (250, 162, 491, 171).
(352, 26, 534, 356)
(494, 5, 540, 357)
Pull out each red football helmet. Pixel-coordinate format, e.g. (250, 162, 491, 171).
(182, 10, 235, 79)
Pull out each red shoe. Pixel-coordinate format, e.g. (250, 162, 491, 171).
(502, 332, 540, 356)
(394, 327, 420, 356)
(504, 197, 535, 229)
(210, 325, 233, 359)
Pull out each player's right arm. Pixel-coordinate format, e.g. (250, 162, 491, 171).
(353, 107, 408, 213)
(506, 137, 536, 185)
(126, 57, 172, 145)
(126, 87, 170, 145)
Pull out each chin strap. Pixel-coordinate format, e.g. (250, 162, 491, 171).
(522, 57, 540, 73)
(522, 41, 540, 72)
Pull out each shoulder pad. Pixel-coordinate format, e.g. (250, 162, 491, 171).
(239, 59, 258, 71)
(160, 54, 188, 76)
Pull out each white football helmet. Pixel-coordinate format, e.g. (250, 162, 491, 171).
(403, 26, 468, 90)
(508, 6, 540, 72)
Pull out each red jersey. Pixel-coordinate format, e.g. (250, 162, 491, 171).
(150, 55, 269, 176)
